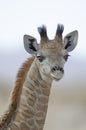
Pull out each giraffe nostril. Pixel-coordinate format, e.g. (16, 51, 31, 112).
(51, 66, 64, 72)
(59, 67, 64, 73)
(51, 66, 58, 72)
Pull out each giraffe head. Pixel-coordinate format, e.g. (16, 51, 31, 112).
(23, 24, 78, 81)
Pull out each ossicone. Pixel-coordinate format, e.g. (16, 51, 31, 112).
(55, 24, 64, 41)
(38, 25, 49, 42)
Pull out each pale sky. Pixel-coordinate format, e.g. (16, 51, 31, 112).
(0, 0, 86, 59)
(0, 0, 86, 90)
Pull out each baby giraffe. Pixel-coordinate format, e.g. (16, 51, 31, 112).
(0, 24, 78, 130)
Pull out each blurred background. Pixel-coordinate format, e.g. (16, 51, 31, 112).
(0, 0, 86, 130)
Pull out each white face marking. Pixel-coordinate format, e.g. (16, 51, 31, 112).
(36, 58, 51, 81)
(40, 59, 51, 74)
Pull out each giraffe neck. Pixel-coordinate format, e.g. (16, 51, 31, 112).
(8, 59, 52, 130)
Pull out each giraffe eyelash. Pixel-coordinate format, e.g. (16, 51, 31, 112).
(37, 55, 45, 62)
(64, 54, 70, 61)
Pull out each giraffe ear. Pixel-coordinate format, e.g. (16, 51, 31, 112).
(64, 30, 78, 52)
(23, 35, 38, 54)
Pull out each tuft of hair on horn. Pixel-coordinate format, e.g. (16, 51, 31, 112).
(56, 24, 64, 36)
(37, 25, 48, 38)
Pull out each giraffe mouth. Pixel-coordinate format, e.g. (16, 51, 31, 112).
(53, 77, 62, 81)
(51, 72, 64, 81)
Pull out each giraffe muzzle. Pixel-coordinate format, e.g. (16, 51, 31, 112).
(51, 65, 64, 81)
(51, 65, 64, 73)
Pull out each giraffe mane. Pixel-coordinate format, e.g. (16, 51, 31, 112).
(0, 56, 35, 129)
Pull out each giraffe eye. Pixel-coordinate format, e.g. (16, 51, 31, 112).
(64, 54, 70, 61)
(37, 55, 45, 62)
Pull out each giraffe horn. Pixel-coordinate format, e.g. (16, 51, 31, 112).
(38, 25, 49, 43)
(55, 24, 64, 41)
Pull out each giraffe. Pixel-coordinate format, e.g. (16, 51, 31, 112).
(0, 24, 78, 130)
